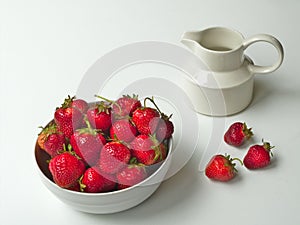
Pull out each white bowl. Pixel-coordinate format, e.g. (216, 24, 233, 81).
(34, 138, 172, 214)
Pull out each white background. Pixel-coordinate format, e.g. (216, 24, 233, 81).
(1, 0, 300, 225)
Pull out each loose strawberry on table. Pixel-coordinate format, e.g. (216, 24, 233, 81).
(224, 122, 253, 146)
(243, 141, 274, 169)
(205, 154, 243, 182)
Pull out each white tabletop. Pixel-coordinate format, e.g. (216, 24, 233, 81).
(1, 1, 300, 225)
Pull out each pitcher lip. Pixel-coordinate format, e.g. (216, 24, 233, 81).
(182, 26, 245, 53)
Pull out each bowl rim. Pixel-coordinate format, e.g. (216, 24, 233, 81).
(34, 137, 173, 196)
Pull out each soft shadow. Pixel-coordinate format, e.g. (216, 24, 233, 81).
(79, 160, 201, 221)
(250, 77, 276, 107)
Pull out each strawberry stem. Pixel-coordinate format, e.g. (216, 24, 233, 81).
(261, 139, 275, 157)
(78, 175, 86, 192)
(242, 122, 253, 139)
(144, 97, 162, 115)
(231, 157, 243, 166)
(130, 157, 138, 165)
(94, 94, 114, 103)
(84, 116, 92, 130)
(61, 95, 75, 109)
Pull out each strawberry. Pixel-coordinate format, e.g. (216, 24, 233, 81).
(101, 172, 117, 192)
(132, 107, 160, 135)
(117, 164, 147, 190)
(110, 119, 138, 143)
(205, 154, 242, 182)
(48, 152, 86, 188)
(71, 99, 88, 113)
(80, 167, 116, 193)
(243, 141, 274, 169)
(44, 133, 66, 158)
(112, 94, 142, 119)
(130, 134, 167, 166)
(70, 125, 106, 167)
(54, 95, 84, 138)
(38, 121, 57, 149)
(98, 141, 131, 174)
(66, 182, 81, 192)
(86, 101, 112, 132)
(37, 132, 47, 150)
(224, 122, 253, 146)
(155, 115, 174, 141)
(38, 122, 66, 157)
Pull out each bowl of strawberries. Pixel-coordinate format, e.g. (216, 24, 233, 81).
(34, 94, 174, 214)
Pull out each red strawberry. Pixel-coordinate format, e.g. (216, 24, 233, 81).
(155, 115, 174, 141)
(101, 172, 117, 192)
(87, 102, 112, 132)
(38, 122, 66, 157)
(224, 122, 253, 146)
(132, 107, 160, 135)
(44, 133, 66, 157)
(98, 142, 131, 174)
(243, 141, 274, 169)
(71, 99, 88, 113)
(49, 152, 86, 188)
(38, 121, 56, 149)
(205, 154, 242, 182)
(54, 96, 84, 138)
(112, 94, 142, 118)
(66, 182, 81, 192)
(130, 134, 167, 166)
(110, 119, 138, 143)
(70, 127, 106, 167)
(80, 167, 116, 193)
(117, 164, 147, 190)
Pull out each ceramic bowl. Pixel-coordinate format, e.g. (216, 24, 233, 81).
(34, 138, 172, 214)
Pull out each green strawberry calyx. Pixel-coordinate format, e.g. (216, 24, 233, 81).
(96, 94, 140, 119)
(224, 154, 243, 173)
(59, 95, 75, 109)
(59, 143, 81, 159)
(129, 157, 146, 168)
(262, 139, 275, 157)
(123, 93, 139, 100)
(242, 122, 253, 139)
(92, 96, 111, 115)
(76, 118, 104, 137)
(38, 121, 58, 137)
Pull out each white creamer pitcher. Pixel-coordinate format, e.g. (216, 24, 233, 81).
(181, 27, 284, 116)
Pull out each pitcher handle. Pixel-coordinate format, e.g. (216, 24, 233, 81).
(242, 34, 284, 74)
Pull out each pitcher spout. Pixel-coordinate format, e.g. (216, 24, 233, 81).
(180, 31, 201, 52)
